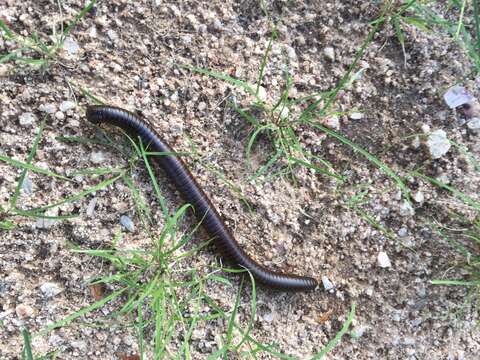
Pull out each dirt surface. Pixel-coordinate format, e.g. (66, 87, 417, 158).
(1, 0, 480, 359)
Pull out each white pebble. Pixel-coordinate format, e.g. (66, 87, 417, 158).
(90, 151, 106, 164)
(21, 175, 33, 195)
(107, 29, 119, 43)
(443, 85, 473, 109)
(467, 117, 480, 132)
(426, 129, 451, 159)
(39, 103, 57, 114)
(60, 100, 76, 112)
(256, 86, 267, 102)
(399, 200, 415, 217)
(279, 106, 289, 120)
(420, 124, 430, 133)
(63, 36, 80, 55)
(40, 282, 63, 297)
(323, 116, 340, 130)
(55, 111, 65, 120)
(86, 197, 97, 218)
(321, 276, 334, 291)
(377, 252, 392, 268)
(323, 47, 335, 61)
(413, 191, 424, 203)
(120, 215, 135, 232)
(349, 112, 364, 120)
(19, 112, 37, 127)
(197, 102, 207, 111)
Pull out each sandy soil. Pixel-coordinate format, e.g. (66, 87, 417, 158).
(1, 0, 479, 359)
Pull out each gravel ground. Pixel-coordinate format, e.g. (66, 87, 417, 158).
(1, 1, 480, 359)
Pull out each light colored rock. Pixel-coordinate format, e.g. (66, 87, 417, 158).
(39, 103, 57, 114)
(107, 29, 119, 43)
(63, 36, 80, 55)
(349, 112, 364, 120)
(86, 197, 97, 218)
(323, 116, 340, 130)
(399, 200, 415, 217)
(321, 276, 334, 291)
(120, 215, 135, 232)
(443, 85, 473, 109)
(15, 304, 34, 319)
(19, 112, 37, 127)
(467, 117, 480, 132)
(413, 191, 424, 203)
(60, 100, 76, 112)
(21, 175, 33, 195)
(90, 151, 106, 164)
(279, 106, 289, 120)
(324, 46, 335, 61)
(377, 251, 392, 268)
(71, 340, 88, 352)
(426, 129, 450, 159)
(197, 102, 207, 111)
(40, 282, 63, 298)
(55, 111, 65, 120)
(256, 85, 267, 102)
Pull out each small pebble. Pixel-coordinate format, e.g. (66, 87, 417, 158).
(263, 312, 274, 322)
(120, 215, 135, 232)
(15, 304, 34, 319)
(63, 36, 80, 55)
(90, 151, 106, 164)
(323, 46, 335, 61)
(467, 117, 480, 132)
(321, 276, 334, 291)
(55, 111, 65, 120)
(377, 251, 392, 268)
(443, 85, 473, 109)
(398, 227, 408, 237)
(36, 218, 57, 229)
(197, 102, 207, 111)
(399, 200, 414, 217)
(39, 103, 57, 114)
(40, 282, 63, 298)
(107, 29, 119, 43)
(256, 86, 267, 102)
(21, 175, 33, 195)
(60, 100, 76, 112)
(426, 129, 450, 159)
(413, 191, 424, 203)
(19, 112, 37, 127)
(349, 112, 364, 120)
(279, 106, 289, 120)
(323, 116, 340, 130)
(86, 197, 97, 218)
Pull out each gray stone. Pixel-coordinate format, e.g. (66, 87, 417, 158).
(40, 282, 63, 298)
(120, 215, 135, 232)
(19, 112, 36, 127)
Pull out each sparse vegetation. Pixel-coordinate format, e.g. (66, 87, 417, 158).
(2, 0, 480, 358)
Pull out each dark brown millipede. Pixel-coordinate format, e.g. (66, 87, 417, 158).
(86, 105, 318, 291)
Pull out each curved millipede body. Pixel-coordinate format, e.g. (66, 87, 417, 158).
(86, 105, 318, 291)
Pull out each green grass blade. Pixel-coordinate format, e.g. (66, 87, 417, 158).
(310, 302, 356, 359)
(11, 117, 47, 209)
(40, 288, 126, 334)
(22, 328, 34, 360)
(179, 64, 256, 96)
(431, 279, 480, 286)
(0, 154, 70, 181)
(308, 121, 410, 197)
(62, 0, 97, 41)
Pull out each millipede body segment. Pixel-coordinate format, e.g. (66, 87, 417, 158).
(86, 105, 318, 291)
